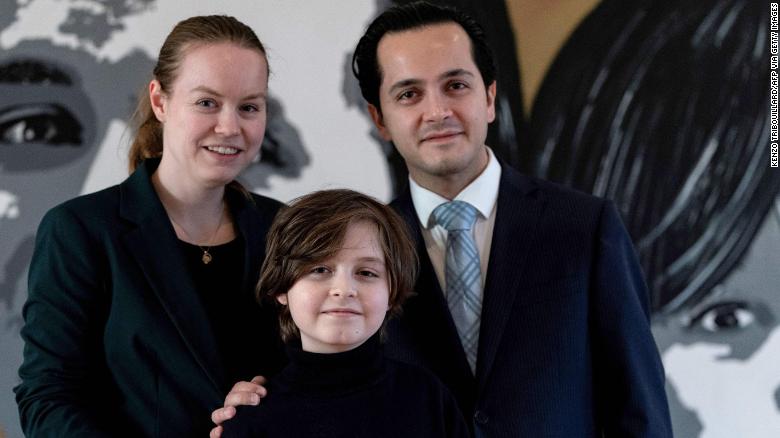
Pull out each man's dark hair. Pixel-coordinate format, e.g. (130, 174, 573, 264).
(352, 1, 496, 112)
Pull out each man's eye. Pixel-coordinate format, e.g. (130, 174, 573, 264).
(449, 81, 467, 90)
(241, 104, 259, 113)
(0, 104, 81, 145)
(397, 90, 417, 101)
(691, 301, 755, 332)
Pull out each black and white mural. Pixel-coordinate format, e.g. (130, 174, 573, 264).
(0, 0, 776, 437)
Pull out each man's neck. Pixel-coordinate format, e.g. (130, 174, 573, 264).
(410, 147, 490, 200)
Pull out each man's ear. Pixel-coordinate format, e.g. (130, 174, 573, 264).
(149, 79, 167, 123)
(486, 80, 497, 124)
(276, 294, 288, 306)
(368, 103, 392, 141)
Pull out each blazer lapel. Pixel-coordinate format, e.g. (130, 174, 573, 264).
(118, 160, 226, 392)
(475, 165, 545, 394)
(228, 191, 270, 295)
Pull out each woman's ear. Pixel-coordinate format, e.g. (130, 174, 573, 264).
(149, 79, 167, 123)
(276, 293, 288, 306)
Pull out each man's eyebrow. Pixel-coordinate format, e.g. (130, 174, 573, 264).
(440, 68, 475, 80)
(386, 69, 476, 94)
(190, 85, 266, 100)
(387, 78, 422, 94)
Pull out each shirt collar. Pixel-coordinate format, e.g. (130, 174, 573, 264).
(409, 147, 502, 229)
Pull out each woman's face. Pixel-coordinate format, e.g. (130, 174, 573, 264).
(151, 42, 268, 190)
(652, 201, 780, 436)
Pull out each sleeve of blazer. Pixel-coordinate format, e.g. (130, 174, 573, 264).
(15, 204, 118, 437)
(591, 201, 673, 438)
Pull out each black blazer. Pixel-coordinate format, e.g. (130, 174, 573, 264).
(15, 159, 285, 437)
(387, 164, 672, 437)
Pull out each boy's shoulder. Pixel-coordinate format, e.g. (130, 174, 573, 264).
(383, 356, 451, 395)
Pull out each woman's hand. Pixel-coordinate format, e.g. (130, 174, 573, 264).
(209, 375, 268, 438)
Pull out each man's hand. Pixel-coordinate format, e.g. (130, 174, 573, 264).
(209, 376, 268, 438)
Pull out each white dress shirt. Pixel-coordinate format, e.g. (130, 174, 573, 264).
(409, 147, 501, 294)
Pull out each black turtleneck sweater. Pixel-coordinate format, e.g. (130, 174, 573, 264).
(222, 335, 470, 438)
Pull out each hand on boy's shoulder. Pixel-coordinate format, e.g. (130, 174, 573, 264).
(210, 376, 268, 438)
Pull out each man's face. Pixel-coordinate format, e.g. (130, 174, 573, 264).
(369, 22, 496, 191)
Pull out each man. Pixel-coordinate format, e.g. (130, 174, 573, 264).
(212, 2, 672, 437)
(354, 2, 671, 436)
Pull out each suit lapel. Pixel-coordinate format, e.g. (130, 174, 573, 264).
(118, 160, 226, 392)
(475, 165, 545, 393)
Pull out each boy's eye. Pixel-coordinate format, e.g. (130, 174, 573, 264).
(357, 270, 379, 278)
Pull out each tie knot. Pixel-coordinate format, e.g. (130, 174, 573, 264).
(432, 201, 479, 231)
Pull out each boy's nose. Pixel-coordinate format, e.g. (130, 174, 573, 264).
(330, 274, 357, 297)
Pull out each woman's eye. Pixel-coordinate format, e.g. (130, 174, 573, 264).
(692, 301, 755, 332)
(310, 266, 329, 274)
(196, 99, 216, 108)
(241, 104, 259, 113)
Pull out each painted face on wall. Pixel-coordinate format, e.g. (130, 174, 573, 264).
(651, 199, 780, 437)
(0, 39, 152, 317)
(0, 34, 154, 438)
(0, 52, 94, 291)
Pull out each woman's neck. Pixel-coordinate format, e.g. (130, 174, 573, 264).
(151, 170, 234, 245)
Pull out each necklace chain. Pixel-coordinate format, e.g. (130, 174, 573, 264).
(169, 202, 225, 265)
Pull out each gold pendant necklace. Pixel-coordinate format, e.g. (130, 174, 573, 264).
(170, 202, 225, 265)
(200, 248, 213, 265)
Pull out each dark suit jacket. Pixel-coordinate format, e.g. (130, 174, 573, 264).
(15, 159, 285, 437)
(387, 164, 672, 437)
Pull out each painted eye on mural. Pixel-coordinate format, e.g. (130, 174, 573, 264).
(690, 301, 755, 332)
(0, 103, 82, 145)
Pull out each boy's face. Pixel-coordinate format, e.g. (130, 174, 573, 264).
(278, 220, 390, 353)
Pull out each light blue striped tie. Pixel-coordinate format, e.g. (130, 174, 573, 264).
(432, 200, 482, 373)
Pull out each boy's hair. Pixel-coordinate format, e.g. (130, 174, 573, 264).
(351, 0, 496, 113)
(257, 189, 418, 342)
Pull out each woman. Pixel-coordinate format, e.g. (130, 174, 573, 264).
(14, 15, 285, 437)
